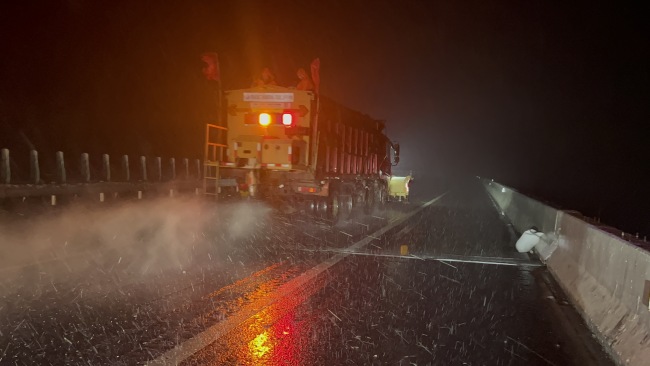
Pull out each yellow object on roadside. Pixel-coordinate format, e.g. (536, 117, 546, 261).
(389, 175, 411, 201)
(400, 245, 409, 255)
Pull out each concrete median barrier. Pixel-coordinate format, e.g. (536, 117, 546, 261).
(483, 179, 650, 366)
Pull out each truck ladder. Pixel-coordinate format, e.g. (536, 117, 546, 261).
(203, 123, 228, 198)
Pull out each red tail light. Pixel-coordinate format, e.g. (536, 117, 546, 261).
(282, 113, 293, 126)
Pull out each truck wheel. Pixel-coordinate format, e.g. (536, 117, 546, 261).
(316, 199, 329, 218)
(305, 199, 317, 214)
(354, 188, 364, 208)
(378, 186, 387, 211)
(327, 194, 340, 221)
(364, 186, 375, 214)
(339, 194, 353, 221)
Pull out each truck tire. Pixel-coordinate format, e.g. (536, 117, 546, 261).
(316, 198, 329, 218)
(327, 193, 340, 221)
(364, 186, 375, 214)
(339, 194, 353, 221)
(305, 199, 317, 214)
(377, 185, 387, 211)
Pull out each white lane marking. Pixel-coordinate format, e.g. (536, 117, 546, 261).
(296, 249, 543, 267)
(146, 192, 446, 365)
(428, 256, 541, 267)
(437, 259, 458, 269)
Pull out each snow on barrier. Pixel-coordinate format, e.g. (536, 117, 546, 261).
(483, 178, 650, 366)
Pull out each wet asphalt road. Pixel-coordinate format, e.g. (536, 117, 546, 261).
(0, 178, 614, 365)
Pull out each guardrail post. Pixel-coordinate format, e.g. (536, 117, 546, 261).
(195, 159, 201, 179)
(30, 150, 40, 184)
(80, 153, 90, 182)
(1, 148, 9, 184)
(154, 157, 162, 181)
(140, 156, 147, 181)
(183, 158, 189, 179)
(56, 151, 66, 184)
(122, 155, 130, 181)
(169, 158, 176, 181)
(102, 154, 111, 182)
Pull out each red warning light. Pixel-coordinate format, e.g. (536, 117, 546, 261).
(282, 113, 293, 126)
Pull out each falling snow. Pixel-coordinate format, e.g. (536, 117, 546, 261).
(0, 181, 613, 365)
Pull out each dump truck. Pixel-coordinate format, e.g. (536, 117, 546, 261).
(203, 68, 399, 221)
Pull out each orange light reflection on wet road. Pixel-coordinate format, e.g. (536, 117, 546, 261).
(245, 307, 304, 364)
(188, 263, 327, 365)
(249, 331, 270, 358)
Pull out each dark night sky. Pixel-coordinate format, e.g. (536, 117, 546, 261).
(0, 0, 648, 235)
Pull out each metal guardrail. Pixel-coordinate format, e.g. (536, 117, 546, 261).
(1, 148, 203, 200)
